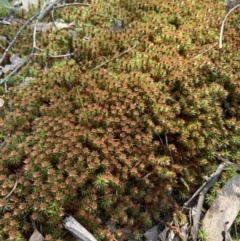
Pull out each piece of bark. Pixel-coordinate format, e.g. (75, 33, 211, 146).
(63, 216, 97, 241)
(29, 229, 44, 241)
(202, 174, 240, 241)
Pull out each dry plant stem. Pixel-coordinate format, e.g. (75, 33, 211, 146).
(0, 0, 61, 64)
(185, 156, 240, 240)
(221, 60, 238, 74)
(219, 4, 240, 49)
(91, 44, 137, 71)
(50, 7, 58, 30)
(37, 0, 60, 21)
(30, 216, 37, 230)
(0, 13, 39, 64)
(48, 53, 74, 58)
(142, 172, 153, 179)
(158, 135, 167, 156)
(191, 42, 218, 59)
(0, 52, 35, 89)
(217, 155, 240, 171)
(3, 173, 18, 200)
(165, 133, 174, 164)
(0, 20, 11, 25)
(53, 2, 90, 10)
(32, 27, 42, 51)
(0, 134, 9, 150)
(33, 19, 40, 50)
(76, 87, 88, 121)
(33, 0, 51, 50)
(192, 193, 204, 241)
(4, 81, 7, 93)
(160, 220, 181, 234)
(191, 162, 226, 241)
(0, 0, 89, 86)
(2, 0, 45, 87)
(183, 162, 227, 208)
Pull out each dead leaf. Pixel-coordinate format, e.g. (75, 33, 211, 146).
(12, 0, 39, 10)
(1, 54, 23, 74)
(28, 22, 75, 32)
(202, 174, 240, 241)
(29, 229, 44, 241)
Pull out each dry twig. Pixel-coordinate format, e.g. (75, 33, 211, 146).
(37, 0, 60, 21)
(187, 163, 227, 241)
(219, 4, 240, 49)
(91, 44, 137, 71)
(3, 173, 18, 200)
(0, 13, 39, 64)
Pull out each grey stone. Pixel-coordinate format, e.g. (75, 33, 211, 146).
(144, 225, 159, 241)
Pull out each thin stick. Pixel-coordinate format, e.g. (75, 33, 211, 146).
(165, 133, 174, 164)
(0, 53, 35, 86)
(76, 87, 88, 121)
(0, 13, 39, 64)
(53, 2, 90, 10)
(219, 4, 240, 49)
(3, 173, 18, 200)
(190, 162, 226, 241)
(47, 53, 74, 58)
(183, 162, 226, 207)
(37, 0, 60, 21)
(216, 155, 240, 171)
(191, 42, 218, 59)
(0, 134, 10, 151)
(92, 44, 137, 71)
